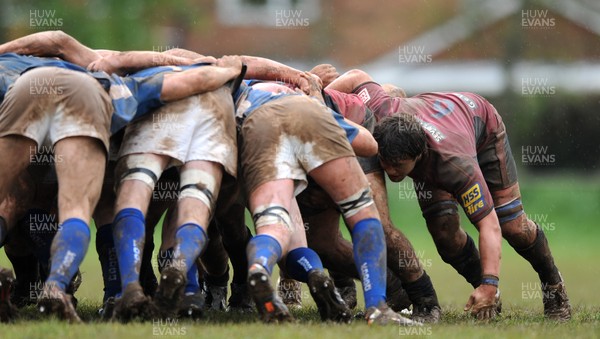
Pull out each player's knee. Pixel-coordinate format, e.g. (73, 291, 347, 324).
(495, 198, 533, 245)
(495, 198, 525, 225)
(252, 204, 292, 231)
(336, 187, 375, 219)
(179, 169, 219, 215)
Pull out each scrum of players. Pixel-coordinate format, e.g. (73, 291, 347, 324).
(0, 30, 571, 325)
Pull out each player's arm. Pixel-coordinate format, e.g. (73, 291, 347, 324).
(87, 51, 198, 75)
(461, 182, 502, 320)
(326, 69, 375, 93)
(161, 48, 218, 64)
(346, 118, 378, 157)
(474, 211, 502, 278)
(240, 55, 305, 86)
(160, 55, 242, 102)
(0, 30, 102, 68)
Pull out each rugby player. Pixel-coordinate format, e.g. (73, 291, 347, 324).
(327, 69, 571, 321)
(234, 75, 417, 325)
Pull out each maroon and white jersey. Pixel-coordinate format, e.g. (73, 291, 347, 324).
(354, 82, 509, 223)
(324, 88, 369, 124)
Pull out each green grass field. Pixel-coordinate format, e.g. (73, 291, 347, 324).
(1, 174, 599, 338)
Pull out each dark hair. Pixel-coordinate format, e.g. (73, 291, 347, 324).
(373, 113, 427, 163)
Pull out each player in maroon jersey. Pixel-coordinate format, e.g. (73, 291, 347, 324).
(326, 69, 571, 321)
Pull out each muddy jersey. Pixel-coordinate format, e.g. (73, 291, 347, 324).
(107, 63, 213, 134)
(0, 53, 107, 102)
(323, 88, 368, 125)
(233, 81, 359, 143)
(354, 82, 507, 223)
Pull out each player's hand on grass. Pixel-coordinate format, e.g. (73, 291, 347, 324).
(309, 64, 339, 87)
(464, 284, 499, 320)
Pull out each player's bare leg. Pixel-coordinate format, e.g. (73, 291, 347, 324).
(308, 157, 417, 326)
(111, 153, 170, 322)
(245, 179, 295, 323)
(154, 160, 222, 319)
(493, 183, 571, 321)
(37, 136, 105, 323)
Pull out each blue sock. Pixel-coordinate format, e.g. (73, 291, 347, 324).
(246, 234, 282, 275)
(351, 218, 387, 309)
(286, 247, 324, 283)
(96, 224, 121, 301)
(185, 265, 201, 294)
(113, 208, 146, 290)
(47, 218, 91, 291)
(174, 223, 207, 273)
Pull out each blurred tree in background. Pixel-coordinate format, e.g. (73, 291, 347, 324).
(0, 0, 209, 50)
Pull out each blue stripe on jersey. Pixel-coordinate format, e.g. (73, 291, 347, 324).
(0, 53, 89, 102)
(107, 63, 212, 134)
(331, 109, 359, 143)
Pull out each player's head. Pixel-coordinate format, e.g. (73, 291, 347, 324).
(382, 84, 406, 98)
(373, 113, 427, 182)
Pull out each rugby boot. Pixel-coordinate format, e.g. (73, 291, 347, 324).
(178, 290, 205, 319)
(411, 298, 442, 324)
(37, 282, 81, 323)
(0, 268, 18, 322)
(402, 272, 442, 323)
(330, 272, 357, 309)
(112, 283, 156, 322)
(248, 265, 294, 323)
(543, 277, 571, 321)
(386, 275, 412, 312)
(154, 266, 186, 319)
(277, 277, 302, 309)
(99, 296, 116, 321)
(228, 283, 254, 312)
(205, 282, 228, 311)
(307, 270, 352, 323)
(65, 270, 82, 309)
(365, 304, 420, 326)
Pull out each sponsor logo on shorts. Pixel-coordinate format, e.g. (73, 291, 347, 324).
(461, 182, 485, 216)
(357, 88, 371, 104)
